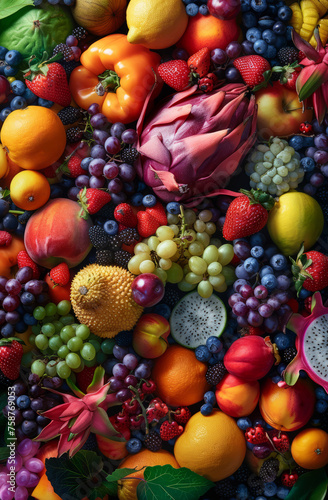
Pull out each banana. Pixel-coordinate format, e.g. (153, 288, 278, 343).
(310, 0, 327, 17)
(290, 2, 303, 32)
(300, 0, 320, 40)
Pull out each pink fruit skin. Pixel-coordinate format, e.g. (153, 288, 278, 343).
(132, 313, 170, 359)
(215, 373, 260, 418)
(96, 425, 130, 460)
(24, 198, 92, 268)
(224, 336, 276, 381)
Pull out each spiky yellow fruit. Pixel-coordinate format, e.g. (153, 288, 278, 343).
(70, 264, 143, 338)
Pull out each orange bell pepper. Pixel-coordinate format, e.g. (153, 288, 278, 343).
(69, 34, 162, 124)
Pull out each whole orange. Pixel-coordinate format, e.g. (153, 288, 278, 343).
(151, 345, 209, 406)
(0, 106, 66, 170)
(117, 449, 179, 500)
(10, 170, 50, 211)
(291, 428, 328, 469)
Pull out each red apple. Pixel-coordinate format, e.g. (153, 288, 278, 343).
(208, 0, 241, 19)
(131, 273, 164, 307)
(255, 82, 313, 139)
(0, 76, 10, 104)
(132, 313, 170, 358)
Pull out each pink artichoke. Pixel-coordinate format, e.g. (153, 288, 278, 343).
(135, 83, 257, 206)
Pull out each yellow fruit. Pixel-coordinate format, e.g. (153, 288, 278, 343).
(70, 264, 143, 338)
(174, 409, 246, 482)
(310, 16, 328, 46)
(291, 428, 328, 469)
(10, 170, 50, 211)
(290, 3, 303, 32)
(267, 191, 324, 256)
(0, 144, 8, 179)
(126, 0, 188, 49)
(310, 0, 327, 17)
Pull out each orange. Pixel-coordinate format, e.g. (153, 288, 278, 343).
(0, 106, 66, 170)
(117, 448, 179, 500)
(291, 428, 328, 469)
(174, 409, 246, 482)
(10, 170, 50, 211)
(0, 236, 25, 278)
(0, 156, 23, 189)
(151, 345, 209, 406)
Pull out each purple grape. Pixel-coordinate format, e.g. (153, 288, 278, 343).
(36, 414, 49, 427)
(254, 285, 268, 299)
(239, 284, 254, 299)
(172, 47, 189, 60)
(0, 276, 8, 291)
(209, 207, 221, 222)
(228, 293, 245, 307)
(7, 454, 22, 472)
(110, 122, 125, 139)
(263, 314, 279, 333)
(21, 420, 38, 437)
(113, 345, 129, 360)
(234, 240, 251, 260)
(75, 175, 90, 189)
(0, 292, 6, 305)
(26, 472, 39, 488)
(0, 310, 6, 325)
(247, 310, 263, 327)
(90, 113, 107, 128)
(29, 385, 41, 398)
(17, 438, 33, 456)
(22, 410, 36, 421)
(13, 381, 27, 396)
(108, 177, 123, 193)
(88, 158, 106, 176)
(225, 65, 242, 82)
(68, 187, 80, 201)
(210, 48, 227, 65)
(111, 192, 127, 205)
(52, 377, 62, 389)
(320, 163, 328, 177)
(124, 374, 138, 387)
(112, 363, 130, 380)
(123, 353, 139, 370)
(119, 163, 136, 182)
(232, 301, 249, 317)
(233, 279, 249, 293)
(241, 40, 255, 55)
(134, 363, 151, 379)
(88, 103, 100, 116)
(2, 295, 20, 312)
(105, 136, 121, 155)
(273, 291, 290, 304)
(15, 267, 33, 284)
(25, 280, 43, 295)
(15, 468, 31, 487)
(109, 377, 125, 392)
(121, 129, 138, 144)
(5, 310, 20, 324)
(253, 445, 272, 459)
(24, 458, 44, 474)
(312, 119, 325, 134)
(42, 378, 55, 389)
(314, 150, 328, 164)
(303, 183, 317, 196)
(28, 373, 39, 385)
(305, 146, 317, 158)
(115, 388, 133, 402)
(246, 296, 260, 310)
(30, 398, 44, 411)
(5, 278, 22, 295)
(267, 297, 281, 310)
(0, 485, 15, 500)
(92, 129, 109, 146)
(276, 275, 291, 290)
(236, 315, 249, 327)
(310, 172, 325, 187)
(258, 303, 273, 318)
(90, 144, 106, 160)
(14, 486, 29, 500)
(103, 162, 119, 179)
(314, 133, 328, 150)
(225, 41, 242, 59)
(89, 176, 106, 188)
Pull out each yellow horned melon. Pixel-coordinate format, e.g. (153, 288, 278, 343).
(70, 264, 143, 338)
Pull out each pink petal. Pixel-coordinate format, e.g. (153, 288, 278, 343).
(41, 402, 72, 421)
(90, 407, 125, 440)
(138, 133, 171, 167)
(149, 167, 180, 192)
(69, 430, 91, 458)
(292, 29, 322, 62)
(57, 432, 73, 457)
(34, 420, 63, 441)
(313, 87, 326, 123)
(59, 401, 86, 419)
(83, 382, 110, 410)
(70, 410, 93, 434)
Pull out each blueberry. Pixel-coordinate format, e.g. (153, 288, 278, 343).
(277, 5, 292, 22)
(126, 437, 142, 454)
(244, 257, 260, 273)
(289, 135, 304, 151)
(17, 395, 31, 409)
(259, 265, 273, 278)
(16, 222, 25, 237)
(186, 2, 199, 15)
(15, 321, 28, 333)
(183, 0, 194, 3)
(270, 253, 287, 271)
(242, 12, 258, 28)
(277, 363, 286, 376)
(254, 39, 268, 54)
(152, 303, 171, 320)
(5, 50, 21, 67)
(204, 390, 215, 405)
(37, 98, 54, 108)
(264, 482, 278, 497)
(3, 213, 18, 231)
(241, 0, 251, 12)
(263, 245, 279, 260)
(277, 486, 291, 499)
(250, 0, 267, 12)
(4, 65, 17, 77)
(274, 332, 292, 350)
(266, 4, 277, 16)
(258, 17, 275, 29)
(237, 417, 252, 430)
(250, 246, 264, 259)
(286, 25, 293, 42)
(200, 403, 213, 416)
(303, 136, 314, 147)
(0, 46, 8, 59)
(10, 96, 27, 110)
(271, 374, 282, 384)
(261, 273, 278, 291)
(130, 193, 143, 206)
(246, 27, 263, 43)
(316, 399, 328, 413)
(236, 484, 249, 500)
(199, 4, 208, 14)
(298, 288, 312, 300)
(249, 232, 266, 246)
(80, 157, 93, 171)
(23, 88, 37, 104)
(142, 194, 157, 208)
(0, 199, 9, 217)
(206, 336, 223, 353)
(166, 201, 181, 214)
(276, 274, 291, 290)
(315, 387, 328, 401)
(262, 29, 276, 44)
(103, 220, 119, 236)
(300, 156, 315, 172)
(273, 22, 287, 35)
(1, 323, 14, 338)
(195, 345, 211, 362)
(10, 80, 26, 96)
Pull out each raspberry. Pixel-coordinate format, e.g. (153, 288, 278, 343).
(144, 431, 162, 451)
(281, 471, 299, 488)
(53, 43, 74, 62)
(159, 421, 183, 441)
(146, 398, 168, 423)
(174, 407, 191, 425)
(278, 47, 299, 65)
(245, 425, 268, 444)
(66, 126, 83, 143)
(205, 363, 227, 386)
(72, 26, 88, 40)
(120, 147, 139, 164)
(89, 226, 110, 250)
(57, 106, 82, 126)
(215, 478, 237, 498)
(259, 457, 279, 482)
(96, 249, 114, 266)
(114, 250, 131, 269)
(282, 346, 297, 364)
(119, 228, 139, 245)
(108, 234, 122, 252)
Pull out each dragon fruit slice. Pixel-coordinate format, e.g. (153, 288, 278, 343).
(284, 292, 328, 393)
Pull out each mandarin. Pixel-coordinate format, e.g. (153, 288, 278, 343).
(291, 428, 328, 469)
(10, 170, 50, 211)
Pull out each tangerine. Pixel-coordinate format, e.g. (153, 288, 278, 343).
(0, 106, 66, 170)
(10, 170, 50, 211)
(151, 345, 209, 406)
(291, 428, 328, 469)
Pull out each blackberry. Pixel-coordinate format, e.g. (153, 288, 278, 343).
(66, 126, 84, 143)
(96, 249, 114, 266)
(115, 330, 133, 346)
(96, 203, 115, 220)
(316, 185, 328, 205)
(0, 368, 13, 389)
(72, 26, 88, 40)
(108, 234, 122, 252)
(215, 478, 237, 498)
(82, 432, 98, 451)
(114, 250, 131, 269)
(121, 147, 139, 164)
(247, 474, 264, 496)
(18, 210, 34, 225)
(278, 47, 299, 65)
(57, 106, 82, 126)
(53, 43, 74, 62)
(61, 60, 80, 79)
(283, 346, 297, 364)
(233, 463, 250, 483)
(119, 228, 139, 246)
(144, 431, 162, 451)
(294, 464, 308, 476)
(89, 226, 110, 250)
(205, 363, 227, 386)
(259, 457, 279, 482)
(162, 283, 184, 309)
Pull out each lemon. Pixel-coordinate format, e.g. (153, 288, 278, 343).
(126, 0, 188, 49)
(267, 191, 324, 256)
(0, 144, 8, 179)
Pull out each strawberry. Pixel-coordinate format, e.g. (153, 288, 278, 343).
(233, 55, 271, 87)
(223, 189, 275, 241)
(291, 244, 328, 295)
(158, 60, 191, 92)
(65, 156, 85, 178)
(278, 65, 301, 91)
(0, 231, 12, 247)
(300, 121, 313, 134)
(0, 339, 23, 380)
(137, 211, 161, 238)
(49, 263, 70, 287)
(146, 201, 167, 226)
(245, 425, 268, 444)
(281, 471, 299, 488)
(269, 430, 290, 453)
(188, 47, 211, 78)
(78, 187, 111, 219)
(75, 365, 97, 393)
(17, 251, 40, 279)
(114, 203, 138, 228)
(174, 407, 191, 425)
(24, 54, 71, 107)
(159, 420, 183, 441)
(146, 398, 168, 423)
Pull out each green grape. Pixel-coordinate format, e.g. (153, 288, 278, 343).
(148, 236, 160, 251)
(80, 343, 96, 361)
(128, 253, 150, 275)
(205, 222, 217, 235)
(35, 334, 49, 351)
(88, 339, 101, 352)
(167, 213, 179, 224)
(197, 280, 213, 298)
(101, 338, 115, 354)
(156, 225, 175, 241)
(74, 359, 85, 373)
(41, 323, 56, 337)
(159, 258, 172, 271)
(207, 262, 223, 276)
(84, 358, 96, 367)
(96, 351, 107, 364)
(48, 335, 63, 352)
(184, 229, 196, 243)
(156, 240, 178, 259)
(33, 306, 46, 321)
(56, 361, 71, 379)
(184, 209, 197, 225)
(21, 351, 33, 368)
(198, 209, 212, 222)
(185, 272, 203, 285)
(196, 231, 210, 247)
(65, 353, 81, 370)
(221, 265, 236, 286)
(134, 242, 151, 255)
(46, 360, 57, 377)
(58, 345, 70, 359)
(154, 268, 167, 283)
(188, 241, 204, 256)
(60, 325, 75, 343)
(202, 245, 219, 264)
(139, 260, 155, 273)
(57, 300, 71, 316)
(75, 324, 90, 340)
(28, 334, 36, 346)
(169, 224, 179, 236)
(194, 219, 206, 232)
(53, 320, 63, 334)
(31, 359, 46, 377)
(166, 263, 183, 284)
(218, 244, 234, 266)
(67, 336, 83, 352)
(31, 324, 41, 336)
(213, 282, 228, 293)
(43, 315, 57, 324)
(210, 237, 222, 247)
(209, 275, 226, 288)
(178, 280, 196, 292)
(45, 302, 57, 316)
(189, 256, 207, 275)
(60, 314, 75, 326)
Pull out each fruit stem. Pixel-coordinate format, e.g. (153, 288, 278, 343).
(128, 385, 149, 433)
(8, 210, 24, 215)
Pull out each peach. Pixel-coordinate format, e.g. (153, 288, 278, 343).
(259, 377, 315, 431)
(24, 198, 92, 268)
(132, 313, 170, 359)
(96, 424, 130, 460)
(0, 235, 25, 278)
(215, 374, 260, 417)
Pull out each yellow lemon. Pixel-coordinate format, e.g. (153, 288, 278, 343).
(174, 409, 246, 482)
(126, 0, 188, 49)
(267, 191, 324, 256)
(0, 144, 8, 179)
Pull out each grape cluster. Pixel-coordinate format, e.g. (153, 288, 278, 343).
(245, 138, 304, 196)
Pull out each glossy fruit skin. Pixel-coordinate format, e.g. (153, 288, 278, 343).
(207, 0, 241, 19)
(291, 428, 328, 469)
(0, 236, 25, 278)
(131, 274, 165, 307)
(24, 198, 92, 268)
(96, 423, 130, 460)
(215, 373, 260, 417)
(132, 313, 169, 358)
(72, 0, 127, 36)
(0, 75, 10, 104)
(45, 272, 73, 304)
(10, 170, 50, 211)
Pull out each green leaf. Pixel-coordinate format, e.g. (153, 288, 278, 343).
(0, 447, 9, 461)
(106, 467, 141, 483)
(0, 0, 34, 19)
(286, 469, 328, 500)
(136, 465, 214, 500)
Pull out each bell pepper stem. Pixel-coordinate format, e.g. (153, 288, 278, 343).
(96, 70, 120, 95)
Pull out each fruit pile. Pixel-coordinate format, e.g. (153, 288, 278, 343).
(2, 0, 328, 499)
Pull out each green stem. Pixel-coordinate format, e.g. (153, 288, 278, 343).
(96, 70, 120, 95)
(9, 210, 24, 215)
(128, 385, 149, 434)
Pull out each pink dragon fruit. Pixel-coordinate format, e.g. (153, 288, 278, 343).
(284, 292, 328, 393)
(135, 83, 257, 206)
